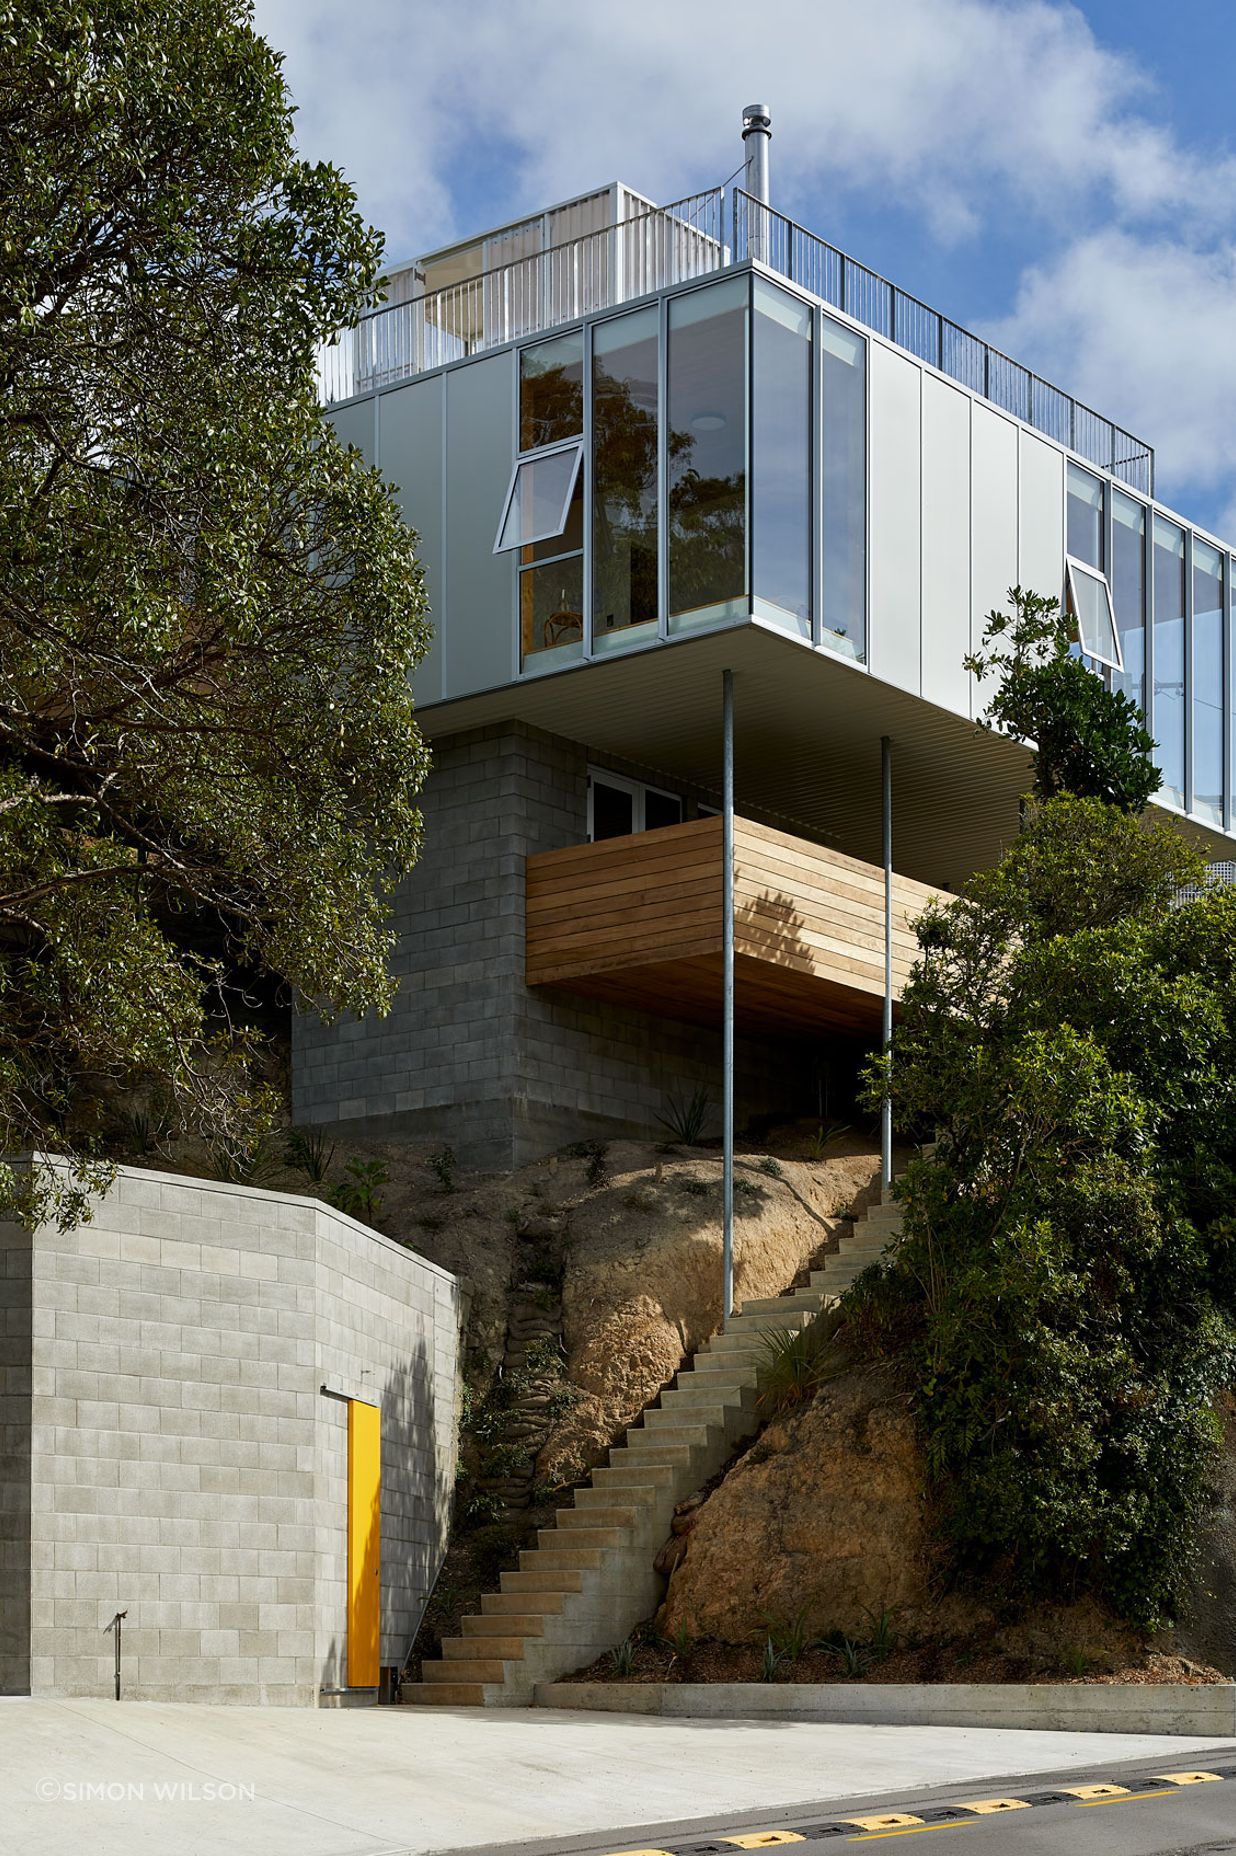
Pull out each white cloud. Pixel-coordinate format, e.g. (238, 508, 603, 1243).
(986, 231, 1236, 526)
(252, 0, 1236, 529)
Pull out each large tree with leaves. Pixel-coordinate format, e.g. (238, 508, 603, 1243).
(1, 0, 430, 1222)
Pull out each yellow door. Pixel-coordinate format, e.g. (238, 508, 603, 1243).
(346, 1398, 381, 1687)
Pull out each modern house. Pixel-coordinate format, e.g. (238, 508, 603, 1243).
(296, 107, 1232, 1179)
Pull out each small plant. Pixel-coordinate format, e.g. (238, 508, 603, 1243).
(656, 1085, 712, 1146)
(808, 1121, 851, 1161)
(759, 1636, 784, 1682)
(610, 1636, 637, 1677)
(546, 1384, 578, 1421)
(522, 1252, 564, 1289)
(1061, 1645, 1096, 1679)
(756, 1156, 785, 1179)
(762, 1605, 813, 1665)
(429, 1145, 456, 1193)
(822, 1634, 871, 1678)
(677, 1175, 710, 1198)
(659, 1619, 693, 1669)
(284, 1125, 335, 1184)
(416, 1210, 446, 1233)
(503, 1204, 523, 1226)
(863, 1604, 898, 1662)
(207, 1130, 280, 1187)
(756, 1316, 846, 1416)
(124, 1097, 175, 1156)
(329, 1157, 389, 1223)
(734, 1175, 759, 1200)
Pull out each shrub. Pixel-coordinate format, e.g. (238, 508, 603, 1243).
(429, 1146, 456, 1193)
(656, 1086, 712, 1146)
(329, 1157, 388, 1223)
(285, 1126, 335, 1184)
(756, 1314, 847, 1415)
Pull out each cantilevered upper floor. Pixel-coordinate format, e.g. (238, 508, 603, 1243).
(316, 153, 1236, 875)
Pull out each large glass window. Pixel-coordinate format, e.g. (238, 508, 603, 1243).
(1112, 492, 1146, 713)
(752, 279, 811, 638)
(587, 769, 684, 841)
(1153, 516, 1186, 808)
(667, 278, 748, 633)
(1194, 539, 1224, 825)
(821, 316, 866, 660)
(1066, 463, 1104, 570)
(592, 306, 659, 654)
(520, 332, 583, 450)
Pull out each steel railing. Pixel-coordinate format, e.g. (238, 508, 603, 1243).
(732, 189, 1154, 495)
(317, 189, 727, 403)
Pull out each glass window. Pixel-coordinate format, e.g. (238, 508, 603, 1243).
(520, 552, 583, 670)
(1112, 492, 1146, 713)
(1065, 559, 1121, 669)
(589, 775, 635, 841)
(821, 316, 866, 660)
(1153, 516, 1186, 807)
(643, 788, 684, 831)
(495, 445, 582, 552)
(1066, 463, 1103, 570)
(520, 332, 583, 451)
(752, 279, 812, 638)
(1194, 539, 1224, 826)
(592, 306, 659, 654)
(667, 278, 748, 633)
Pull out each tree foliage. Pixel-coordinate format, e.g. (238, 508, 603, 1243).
(966, 587, 1158, 812)
(0, 0, 430, 1222)
(861, 798, 1236, 1625)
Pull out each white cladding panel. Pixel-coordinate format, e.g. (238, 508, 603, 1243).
(444, 353, 517, 698)
(867, 344, 922, 695)
(920, 374, 972, 714)
(380, 376, 445, 707)
(1019, 429, 1066, 611)
(970, 405, 1020, 718)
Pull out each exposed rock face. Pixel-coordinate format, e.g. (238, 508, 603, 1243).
(660, 1365, 932, 1641)
(537, 1138, 884, 1484)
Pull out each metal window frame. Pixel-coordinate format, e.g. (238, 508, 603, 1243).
(1064, 556, 1123, 672)
(586, 766, 683, 840)
(493, 441, 584, 554)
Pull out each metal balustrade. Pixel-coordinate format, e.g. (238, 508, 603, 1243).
(316, 181, 1154, 498)
(732, 190, 1154, 494)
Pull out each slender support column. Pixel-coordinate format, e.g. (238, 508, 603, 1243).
(722, 669, 735, 1328)
(881, 734, 893, 1192)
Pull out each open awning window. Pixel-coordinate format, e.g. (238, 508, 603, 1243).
(1065, 557, 1122, 671)
(494, 443, 583, 553)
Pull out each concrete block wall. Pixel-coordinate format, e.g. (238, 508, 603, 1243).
(0, 1220, 32, 1692)
(292, 723, 815, 1169)
(4, 1166, 464, 1705)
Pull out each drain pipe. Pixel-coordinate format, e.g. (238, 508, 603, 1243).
(722, 668, 735, 1328)
(742, 104, 772, 263)
(881, 736, 893, 1193)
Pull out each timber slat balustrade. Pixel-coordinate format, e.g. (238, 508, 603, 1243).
(525, 817, 941, 1032)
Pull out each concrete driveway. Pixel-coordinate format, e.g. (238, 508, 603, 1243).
(2, 1696, 1234, 1856)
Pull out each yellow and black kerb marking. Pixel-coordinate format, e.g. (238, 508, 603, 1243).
(593, 1765, 1236, 1851)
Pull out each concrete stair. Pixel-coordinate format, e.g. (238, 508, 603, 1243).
(401, 1169, 906, 1707)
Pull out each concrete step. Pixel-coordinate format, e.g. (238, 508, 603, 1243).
(626, 1423, 716, 1451)
(441, 1634, 526, 1661)
(500, 1568, 585, 1594)
(592, 1462, 677, 1489)
(569, 1489, 654, 1515)
(463, 1612, 546, 1638)
(401, 1682, 487, 1706)
(481, 1590, 570, 1616)
(691, 1351, 763, 1374)
(643, 1399, 731, 1429)
(423, 1657, 508, 1683)
(521, 1545, 607, 1572)
(538, 1524, 625, 1549)
(738, 1292, 826, 1317)
(659, 1379, 750, 1408)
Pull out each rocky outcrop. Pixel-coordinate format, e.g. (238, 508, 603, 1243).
(537, 1139, 884, 1485)
(659, 1365, 933, 1641)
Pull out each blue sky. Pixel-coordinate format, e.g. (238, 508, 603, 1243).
(253, 0, 1236, 541)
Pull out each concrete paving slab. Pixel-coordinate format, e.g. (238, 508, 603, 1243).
(1, 1695, 1234, 1856)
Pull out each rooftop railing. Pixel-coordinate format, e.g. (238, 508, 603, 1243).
(316, 182, 1154, 497)
(732, 189, 1154, 495)
(317, 189, 727, 404)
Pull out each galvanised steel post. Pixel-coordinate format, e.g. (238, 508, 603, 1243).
(723, 668, 735, 1328)
(881, 735, 893, 1193)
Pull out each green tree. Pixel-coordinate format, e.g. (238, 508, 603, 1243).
(0, 0, 430, 1223)
(966, 587, 1158, 812)
(861, 798, 1236, 1625)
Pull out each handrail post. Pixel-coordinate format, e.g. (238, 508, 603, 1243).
(881, 736, 894, 1193)
(722, 669, 735, 1329)
(106, 1608, 128, 1700)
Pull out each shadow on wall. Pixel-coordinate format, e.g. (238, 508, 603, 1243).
(0, 1220, 32, 1694)
(317, 1322, 460, 1698)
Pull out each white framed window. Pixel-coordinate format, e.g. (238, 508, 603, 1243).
(587, 769, 684, 841)
(1065, 557, 1122, 672)
(494, 443, 583, 554)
